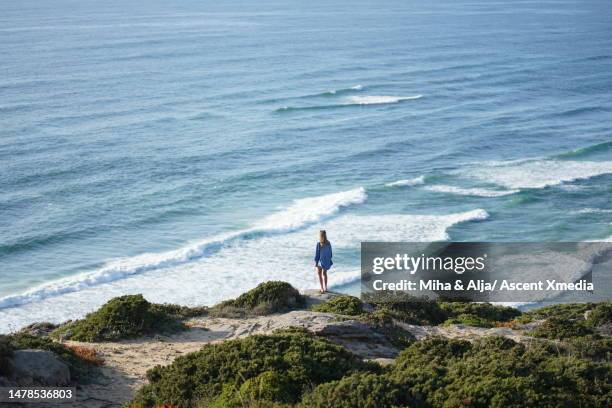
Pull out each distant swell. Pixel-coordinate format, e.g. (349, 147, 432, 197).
(266, 85, 363, 104)
(0, 187, 367, 310)
(574, 208, 612, 215)
(385, 176, 425, 187)
(424, 185, 519, 197)
(345, 95, 423, 105)
(321, 84, 363, 96)
(276, 95, 422, 112)
(551, 106, 610, 118)
(347, 95, 423, 105)
(556, 141, 612, 159)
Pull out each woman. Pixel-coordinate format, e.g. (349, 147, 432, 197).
(314, 230, 332, 293)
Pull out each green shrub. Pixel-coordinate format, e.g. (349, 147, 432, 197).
(239, 370, 298, 403)
(0, 335, 13, 376)
(518, 303, 595, 323)
(388, 336, 611, 408)
(359, 309, 415, 348)
(301, 372, 401, 408)
(363, 293, 448, 325)
(207, 384, 242, 408)
(363, 294, 522, 328)
(562, 336, 612, 361)
(312, 296, 364, 316)
(440, 301, 521, 327)
(530, 317, 594, 340)
(394, 336, 473, 368)
(443, 313, 496, 327)
(211, 281, 305, 317)
(586, 302, 612, 327)
(51, 294, 189, 342)
(150, 303, 208, 319)
(131, 329, 370, 408)
(209, 382, 294, 408)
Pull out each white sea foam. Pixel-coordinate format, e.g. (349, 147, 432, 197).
(424, 184, 519, 197)
(276, 93, 421, 112)
(574, 208, 612, 214)
(385, 176, 425, 187)
(345, 95, 422, 105)
(458, 159, 612, 189)
(558, 184, 587, 192)
(0, 208, 489, 332)
(327, 270, 362, 289)
(0, 187, 367, 310)
(253, 187, 367, 231)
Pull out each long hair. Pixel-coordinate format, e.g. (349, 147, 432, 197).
(319, 230, 329, 246)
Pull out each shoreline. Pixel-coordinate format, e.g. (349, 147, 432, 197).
(0, 273, 361, 335)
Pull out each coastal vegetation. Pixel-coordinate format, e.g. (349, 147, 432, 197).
(51, 294, 206, 342)
(131, 332, 611, 408)
(362, 292, 521, 327)
(209, 281, 305, 317)
(518, 302, 600, 323)
(125, 284, 610, 407)
(311, 295, 364, 315)
(2, 281, 610, 407)
(130, 328, 375, 407)
(523, 301, 612, 361)
(51, 282, 302, 341)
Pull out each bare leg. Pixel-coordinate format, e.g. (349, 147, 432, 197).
(323, 269, 328, 292)
(316, 266, 324, 293)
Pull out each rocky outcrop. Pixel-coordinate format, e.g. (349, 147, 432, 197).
(19, 322, 58, 337)
(310, 319, 399, 358)
(10, 349, 71, 386)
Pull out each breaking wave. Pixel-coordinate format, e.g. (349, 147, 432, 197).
(0, 187, 367, 310)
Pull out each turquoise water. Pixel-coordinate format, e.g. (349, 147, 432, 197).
(1, 0, 611, 331)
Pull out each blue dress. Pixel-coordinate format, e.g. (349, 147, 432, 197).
(314, 242, 333, 270)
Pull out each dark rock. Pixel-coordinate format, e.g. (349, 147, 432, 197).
(311, 320, 387, 341)
(310, 320, 399, 359)
(10, 349, 71, 386)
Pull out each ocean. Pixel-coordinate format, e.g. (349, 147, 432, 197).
(0, 0, 611, 332)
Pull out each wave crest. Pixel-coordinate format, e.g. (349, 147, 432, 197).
(424, 185, 519, 197)
(276, 94, 422, 113)
(457, 159, 612, 189)
(557, 141, 612, 159)
(253, 187, 367, 231)
(345, 95, 422, 105)
(323, 84, 363, 96)
(385, 176, 425, 187)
